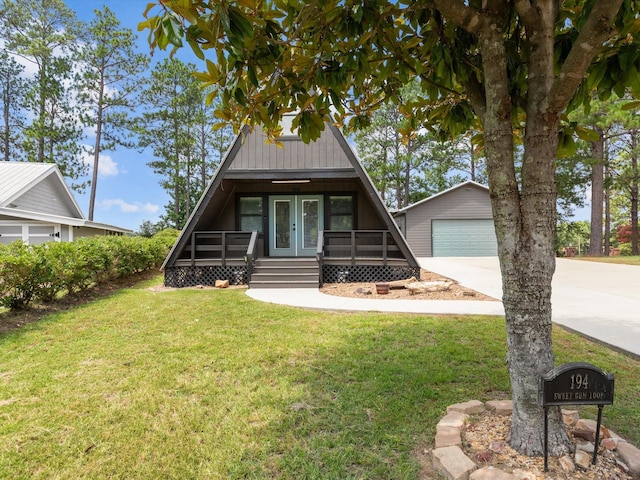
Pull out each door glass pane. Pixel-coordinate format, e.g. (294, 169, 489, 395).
(275, 200, 290, 248)
(302, 199, 319, 249)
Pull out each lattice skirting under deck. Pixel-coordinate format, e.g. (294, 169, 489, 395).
(164, 266, 248, 287)
(165, 264, 420, 288)
(322, 264, 421, 285)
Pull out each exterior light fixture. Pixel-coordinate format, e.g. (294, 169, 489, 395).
(271, 179, 311, 184)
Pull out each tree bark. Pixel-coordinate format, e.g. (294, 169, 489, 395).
(37, 58, 47, 163)
(631, 130, 639, 255)
(88, 63, 106, 222)
(605, 162, 611, 256)
(493, 1, 571, 455)
(589, 134, 604, 255)
(474, 11, 559, 458)
(2, 78, 9, 162)
(432, 0, 622, 455)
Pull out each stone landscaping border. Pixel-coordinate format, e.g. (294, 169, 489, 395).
(432, 399, 640, 480)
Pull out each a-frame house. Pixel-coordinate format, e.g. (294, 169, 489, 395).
(162, 116, 420, 288)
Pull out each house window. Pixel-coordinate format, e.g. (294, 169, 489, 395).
(239, 196, 263, 232)
(328, 195, 354, 230)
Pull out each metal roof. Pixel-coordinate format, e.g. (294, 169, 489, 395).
(0, 162, 131, 234)
(0, 162, 83, 216)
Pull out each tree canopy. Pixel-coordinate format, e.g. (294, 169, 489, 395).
(141, 0, 640, 456)
(141, 1, 639, 140)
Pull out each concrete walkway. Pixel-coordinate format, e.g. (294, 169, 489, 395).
(246, 256, 640, 358)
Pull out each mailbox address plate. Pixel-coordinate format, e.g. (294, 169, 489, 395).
(538, 362, 614, 407)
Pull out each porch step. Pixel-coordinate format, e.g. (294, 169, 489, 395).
(250, 258, 319, 289)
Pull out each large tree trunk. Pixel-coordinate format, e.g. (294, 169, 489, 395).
(434, 0, 622, 456)
(589, 134, 605, 255)
(475, 5, 571, 457)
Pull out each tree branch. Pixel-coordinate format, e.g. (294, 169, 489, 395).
(432, 0, 483, 35)
(548, 0, 624, 113)
(462, 77, 487, 123)
(512, 0, 538, 29)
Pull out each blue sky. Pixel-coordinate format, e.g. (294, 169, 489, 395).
(64, 0, 201, 232)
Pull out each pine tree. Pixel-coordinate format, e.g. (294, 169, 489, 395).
(0, 0, 87, 187)
(78, 6, 149, 220)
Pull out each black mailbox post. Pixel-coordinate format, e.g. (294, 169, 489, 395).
(538, 362, 614, 471)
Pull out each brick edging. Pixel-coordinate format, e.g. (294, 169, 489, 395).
(431, 399, 640, 480)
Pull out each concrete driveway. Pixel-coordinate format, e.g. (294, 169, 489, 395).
(419, 256, 640, 358)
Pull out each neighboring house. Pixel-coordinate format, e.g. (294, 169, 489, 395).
(393, 181, 497, 257)
(0, 162, 131, 245)
(162, 117, 420, 288)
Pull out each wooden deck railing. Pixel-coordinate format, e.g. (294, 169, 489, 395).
(318, 230, 402, 265)
(245, 231, 259, 279)
(181, 229, 400, 274)
(185, 231, 258, 268)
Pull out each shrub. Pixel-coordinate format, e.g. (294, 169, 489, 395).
(31, 243, 69, 302)
(618, 242, 633, 256)
(0, 242, 40, 310)
(153, 228, 180, 247)
(0, 235, 171, 311)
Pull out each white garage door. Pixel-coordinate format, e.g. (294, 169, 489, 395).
(0, 224, 58, 245)
(432, 219, 497, 257)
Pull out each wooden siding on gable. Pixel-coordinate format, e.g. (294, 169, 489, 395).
(402, 184, 493, 257)
(229, 127, 351, 171)
(13, 175, 79, 218)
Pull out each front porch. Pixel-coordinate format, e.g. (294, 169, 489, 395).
(163, 230, 420, 288)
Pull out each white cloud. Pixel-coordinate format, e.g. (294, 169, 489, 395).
(100, 199, 160, 214)
(82, 150, 123, 177)
(97, 155, 121, 176)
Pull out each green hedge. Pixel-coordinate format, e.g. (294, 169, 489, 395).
(0, 232, 177, 310)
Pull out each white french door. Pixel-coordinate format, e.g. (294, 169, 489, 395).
(269, 195, 323, 256)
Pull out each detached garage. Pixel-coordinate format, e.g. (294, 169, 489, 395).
(393, 181, 497, 257)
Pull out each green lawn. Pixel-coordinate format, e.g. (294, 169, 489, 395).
(569, 255, 640, 266)
(1, 275, 638, 479)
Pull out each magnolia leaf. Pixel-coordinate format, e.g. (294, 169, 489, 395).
(574, 126, 600, 142)
(162, 15, 184, 48)
(137, 18, 152, 32)
(557, 132, 577, 158)
(142, 2, 157, 18)
(234, 87, 247, 106)
(187, 36, 204, 60)
(621, 100, 640, 111)
(212, 121, 230, 131)
(247, 65, 259, 87)
(228, 7, 254, 40)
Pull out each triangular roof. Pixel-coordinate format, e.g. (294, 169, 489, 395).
(163, 120, 418, 269)
(0, 162, 84, 217)
(394, 180, 490, 214)
(0, 162, 131, 234)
